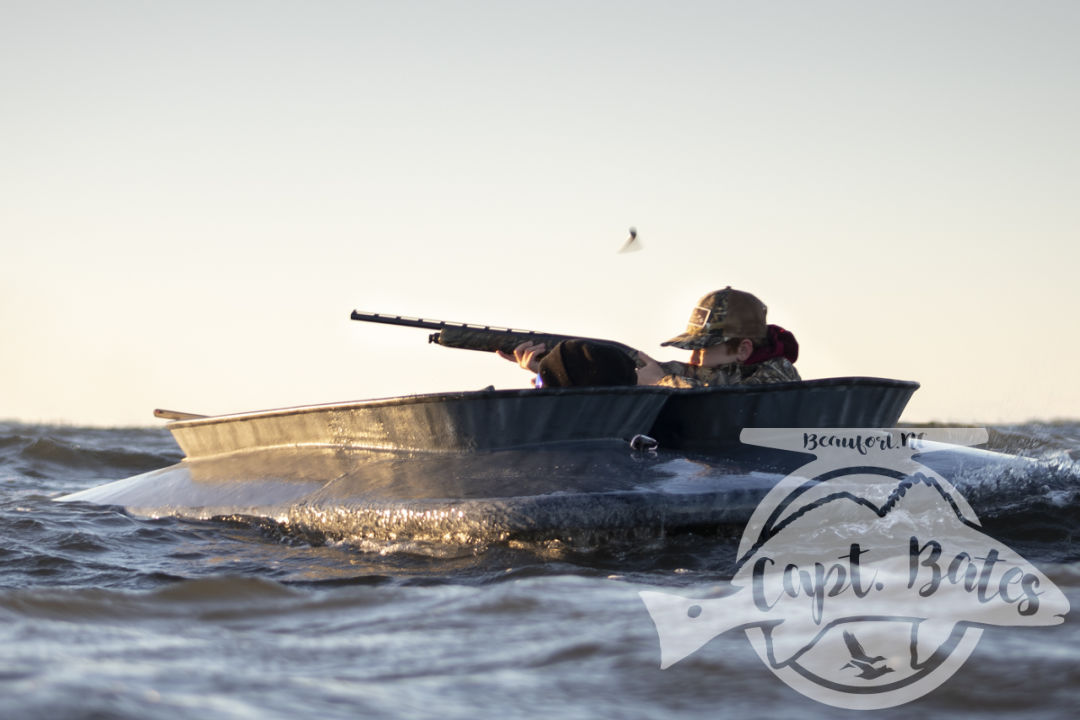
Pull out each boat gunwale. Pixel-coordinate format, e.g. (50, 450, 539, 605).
(652, 376, 919, 396)
(164, 385, 673, 430)
(163, 376, 918, 431)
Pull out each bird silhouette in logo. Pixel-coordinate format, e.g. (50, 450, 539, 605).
(839, 630, 894, 680)
(618, 226, 641, 253)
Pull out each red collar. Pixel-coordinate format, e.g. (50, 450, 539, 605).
(746, 325, 799, 365)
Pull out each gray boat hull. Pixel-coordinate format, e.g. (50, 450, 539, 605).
(59, 377, 930, 545)
(166, 386, 672, 458)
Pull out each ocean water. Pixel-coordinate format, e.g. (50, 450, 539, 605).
(1, 420, 1077, 719)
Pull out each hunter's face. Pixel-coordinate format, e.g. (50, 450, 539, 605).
(689, 343, 738, 368)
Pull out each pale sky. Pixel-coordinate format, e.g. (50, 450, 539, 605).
(3, 1, 1078, 427)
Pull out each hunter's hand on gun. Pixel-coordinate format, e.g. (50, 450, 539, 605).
(634, 350, 665, 385)
(496, 341, 547, 374)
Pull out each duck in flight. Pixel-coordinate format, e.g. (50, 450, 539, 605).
(840, 630, 894, 680)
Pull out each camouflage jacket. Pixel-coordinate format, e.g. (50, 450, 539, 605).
(655, 357, 801, 389)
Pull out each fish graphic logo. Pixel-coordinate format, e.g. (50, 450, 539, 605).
(640, 428, 1070, 709)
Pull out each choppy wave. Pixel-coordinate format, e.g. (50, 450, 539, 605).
(0, 422, 182, 484)
(986, 422, 1080, 459)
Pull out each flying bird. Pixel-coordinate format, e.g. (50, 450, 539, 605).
(839, 630, 894, 680)
(618, 226, 641, 253)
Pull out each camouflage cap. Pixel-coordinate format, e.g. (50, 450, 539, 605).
(661, 287, 768, 349)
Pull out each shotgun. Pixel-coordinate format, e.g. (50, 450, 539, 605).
(349, 311, 643, 365)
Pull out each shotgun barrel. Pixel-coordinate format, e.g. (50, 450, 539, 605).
(349, 311, 642, 364)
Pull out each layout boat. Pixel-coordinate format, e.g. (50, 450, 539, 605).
(60, 377, 956, 547)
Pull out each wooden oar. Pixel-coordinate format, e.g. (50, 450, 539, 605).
(153, 408, 208, 421)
